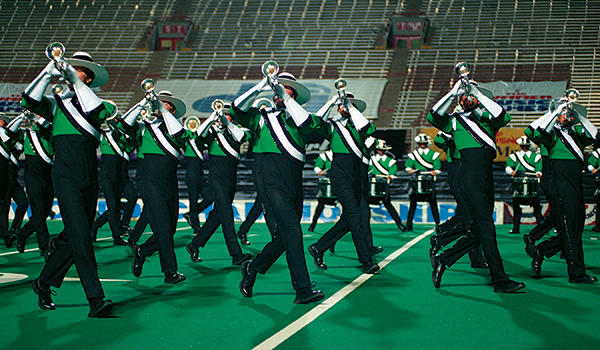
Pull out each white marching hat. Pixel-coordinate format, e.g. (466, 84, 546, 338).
(376, 139, 392, 150)
(278, 72, 311, 105)
(415, 133, 431, 145)
(516, 136, 531, 146)
(66, 52, 109, 88)
(346, 92, 367, 113)
(157, 90, 186, 118)
(549, 97, 588, 118)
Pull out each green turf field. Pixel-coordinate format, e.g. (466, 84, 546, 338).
(1, 220, 599, 350)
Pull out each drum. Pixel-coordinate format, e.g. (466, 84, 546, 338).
(594, 177, 600, 197)
(317, 178, 336, 199)
(512, 177, 539, 198)
(409, 174, 434, 195)
(369, 177, 387, 198)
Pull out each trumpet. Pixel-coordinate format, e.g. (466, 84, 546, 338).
(46, 42, 68, 74)
(212, 98, 225, 116)
(565, 88, 579, 115)
(252, 97, 275, 110)
(184, 116, 201, 132)
(261, 60, 280, 93)
(334, 78, 347, 100)
(141, 78, 159, 102)
(454, 61, 472, 94)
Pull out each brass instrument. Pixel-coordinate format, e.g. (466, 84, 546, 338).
(184, 116, 200, 132)
(51, 84, 64, 95)
(334, 78, 347, 100)
(46, 42, 68, 74)
(141, 78, 159, 101)
(137, 106, 155, 122)
(261, 60, 280, 94)
(212, 98, 225, 117)
(454, 61, 472, 94)
(252, 97, 275, 110)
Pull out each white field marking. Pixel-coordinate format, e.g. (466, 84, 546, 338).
(0, 227, 193, 257)
(63, 277, 134, 282)
(253, 229, 435, 350)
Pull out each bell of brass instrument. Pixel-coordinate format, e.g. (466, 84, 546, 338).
(454, 62, 472, 93)
(252, 97, 275, 110)
(261, 61, 279, 77)
(565, 88, 580, 115)
(334, 78, 348, 100)
(184, 116, 200, 132)
(51, 83, 64, 95)
(211, 99, 225, 118)
(46, 42, 68, 74)
(141, 78, 159, 101)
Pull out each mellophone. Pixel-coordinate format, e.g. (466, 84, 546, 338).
(409, 173, 435, 195)
(512, 176, 540, 198)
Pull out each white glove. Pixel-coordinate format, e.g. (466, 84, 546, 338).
(348, 104, 369, 131)
(471, 86, 503, 118)
(63, 63, 80, 85)
(450, 80, 466, 97)
(24, 61, 61, 102)
(122, 99, 148, 126)
(315, 95, 340, 120)
(197, 112, 218, 138)
(233, 77, 269, 112)
(273, 81, 290, 102)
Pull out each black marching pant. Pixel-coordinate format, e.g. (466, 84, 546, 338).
(314, 154, 372, 263)
(184, 157, 212, 230)
(438, 148, 509, 284)
(407, 193, 440, 228)
(22, 155, 54, 250)
(538, 159, 586, 276)
(511, 196, 543, 232)
(190, 155, 242, 258)
(237, 198, 263, 235)
(39, 135, 105, 301)
(250, 153, 311, 293)
(1, 164, 29, 232)
(137, 154, 180, 274)
(97, 154, 132, 238)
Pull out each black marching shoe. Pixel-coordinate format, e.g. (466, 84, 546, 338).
(120, 225, 133, 236)
(308, 244, 327, 270)
(371, 246, 384, 256)
(88, 298, 114, 318)
(307, 226, 315, 233)
(186, 243, 202, 262)
(432, 256, 446, 288)
(32, 278, 55, 310)
(239, 260, 256, 297)
(183, 212, 192, 226)
(569, 274, 598, 284)
(508, 229, 520, 234)
(362, 261, 380, 274)
(592, 226, 600, 232)
(429, 235, 440, 268)
(470, 259, 489, 269)
(16, 234, 27, 253)
(164, 272, 186, 284)
(113, 236, 127, 246)
(236, 230, 250, 245)
(3, 234, 17, 248)
(232, 253, 252, 266)
(523, 234, 534, 257)
(531, 246, 544, 278)
(131, 246, 146, 277)
(294, 289, 325, 304)
(494, 280, 526, 293)
(329, 244, 335, 253)
(398, 222, 408, 232)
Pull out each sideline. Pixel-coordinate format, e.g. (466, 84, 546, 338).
(253, 229, 435, 350)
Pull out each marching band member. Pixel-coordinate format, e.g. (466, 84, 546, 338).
(90, 104, 138, 246)
(22, 50, 115, 317)
(427, 71, 525, 293)
(231, 67, 327, 304)
(405, 133, 441, 231)
(505, 136, 543, 234)
(369, 140, 407, 232)
(307, 91, 381, 273)
(308, 149, 333, 232)
(430, 131, 487, 269)
(525, 93, 597, 283)
(587, 145, 600, 232)
(117, 88, 189, 284)
(0, 114, 25, 248)
(12, 111, 55, 255)
(185, 103, 253, 266)
(181, 116, 212, 235)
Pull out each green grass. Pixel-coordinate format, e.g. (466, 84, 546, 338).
(1, 221, 599, 350)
